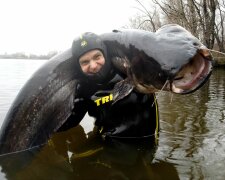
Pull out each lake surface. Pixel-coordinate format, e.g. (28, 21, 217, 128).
(0, 59, 224, 179)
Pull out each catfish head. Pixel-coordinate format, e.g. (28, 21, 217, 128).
(112, 24, 213, 102)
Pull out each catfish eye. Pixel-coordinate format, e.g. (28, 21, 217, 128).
(193, 42, 199, 46)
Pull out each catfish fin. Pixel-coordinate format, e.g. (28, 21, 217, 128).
(112, 78, 134, 104)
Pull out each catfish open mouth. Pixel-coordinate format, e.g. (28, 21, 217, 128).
(170, 50, 212, 94)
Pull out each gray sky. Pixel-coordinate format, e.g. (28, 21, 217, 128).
(0, 0, 138, 54)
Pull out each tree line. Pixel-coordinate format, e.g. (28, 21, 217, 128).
(0, 51, 59, 60)
(128, 0, 225, 53)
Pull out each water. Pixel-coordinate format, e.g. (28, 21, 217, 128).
(0, 59, 224, 179)
(0, 59, 47, 125)
(155, 68, 225, 180)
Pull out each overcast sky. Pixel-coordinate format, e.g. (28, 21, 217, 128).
(0, 0, 138, 54)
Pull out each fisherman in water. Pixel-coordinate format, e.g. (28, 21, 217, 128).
(57, 32, 159, 140)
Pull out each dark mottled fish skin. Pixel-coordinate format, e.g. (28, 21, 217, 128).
(0, 49, 78, 154)
(0, 24, 212, 155)
(101, 24, 210, 91)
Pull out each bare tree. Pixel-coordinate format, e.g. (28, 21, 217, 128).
(128, 0, 162, 32)
(129, 0, 223, 50)
(152, 0, 217, 48)
(215, 0, 225, 52)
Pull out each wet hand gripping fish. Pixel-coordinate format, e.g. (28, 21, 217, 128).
(0, 24, 213, 154)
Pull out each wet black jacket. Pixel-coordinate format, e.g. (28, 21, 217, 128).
(58, 71, 159, 138)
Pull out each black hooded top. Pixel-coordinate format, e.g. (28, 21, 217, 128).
(71, 32, 114, 84)
(58, 32, 159, 139)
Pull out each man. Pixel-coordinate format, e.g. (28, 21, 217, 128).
(57, 32, 159, 140)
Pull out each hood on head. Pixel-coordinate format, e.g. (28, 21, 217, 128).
(71, 32, 113, 83)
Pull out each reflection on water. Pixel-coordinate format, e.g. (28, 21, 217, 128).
(0, 125, 179, 180)
(156, 68, 225, 179)
(0, 59, 224, 179)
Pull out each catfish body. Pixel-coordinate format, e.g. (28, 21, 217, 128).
(0, 24, 212, 154)
(0, 49, 78, 154)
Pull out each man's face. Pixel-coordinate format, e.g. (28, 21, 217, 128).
(79, 49, 105, 75)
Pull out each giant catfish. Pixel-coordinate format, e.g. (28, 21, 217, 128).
(0, 24, 213, 154)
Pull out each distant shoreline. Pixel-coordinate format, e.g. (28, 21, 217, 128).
(0, 51, 59, 60)
(0, 57, 49, 60)
(0, 58, 48, 60)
